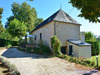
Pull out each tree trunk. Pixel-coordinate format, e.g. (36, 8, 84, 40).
(25, 34, 27, 47)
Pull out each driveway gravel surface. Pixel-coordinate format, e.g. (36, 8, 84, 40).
(0, 48, 98, 75)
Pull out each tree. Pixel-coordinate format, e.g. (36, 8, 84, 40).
(35, 18, 43, 27)
(7, 19, 27, 38)
(0, 8, 4, 33)
(96, 36, 100, 42)
(85, 32, 96, 41)
(69, 0, 100, 23)
(11, 2, 37, 32)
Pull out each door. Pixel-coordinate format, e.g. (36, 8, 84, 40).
(69, 45, 73, 56)
(61, 47, 66, 54)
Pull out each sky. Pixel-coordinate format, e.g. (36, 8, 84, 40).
(0, 0, 100, 36)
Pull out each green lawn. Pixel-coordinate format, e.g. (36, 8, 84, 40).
(88, 55, 100, 66)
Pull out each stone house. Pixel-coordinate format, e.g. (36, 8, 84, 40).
(30, 9, 91, 58)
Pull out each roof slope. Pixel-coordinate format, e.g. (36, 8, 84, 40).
(67, 39, 91, 46)
(30, 9, 80, 34)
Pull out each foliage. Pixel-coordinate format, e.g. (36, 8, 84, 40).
(7, 19, 27, 38)
(85, 32, 96, 41)
(0, 8, 4, 34)
(34, 18, 43, 27)
(0, 56, 20, 75)
(0, 25, 5, 34)
(0, 8, 3, 25)
(0, 29, 19, 41)
(6, 2, 37, 32)
(0, 38, 19, 47)
(69, 0, 100, 23)
(51, 35, 62, 56)
(96, 36, 100, 42)
(86, 41, 100, 56)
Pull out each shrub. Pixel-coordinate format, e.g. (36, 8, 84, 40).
(0, 57, 3, 62)
(59, 54, 67, 59)
(39, 40, 51, 54)
(8, 64, 16, 71)
(51, 36, 62, 56)
(6, 44, 12, 48)
(0, 38, 19, 47)
(9, 70, 20, 75)
(1, 60, 10, 68)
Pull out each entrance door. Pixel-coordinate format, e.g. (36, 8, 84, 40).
(61, 47, 66, 54)
(69, 45, 73, 56)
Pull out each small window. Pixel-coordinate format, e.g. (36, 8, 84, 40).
(40, 33, 42, 40)
(35, 35, 37, 41)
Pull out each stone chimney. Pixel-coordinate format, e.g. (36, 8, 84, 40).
(81, 32, 85, 44)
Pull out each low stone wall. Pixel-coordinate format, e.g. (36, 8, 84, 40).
(26, 44, 36, 48)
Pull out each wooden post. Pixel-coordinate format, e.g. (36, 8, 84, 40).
(96, 56, 98, 66)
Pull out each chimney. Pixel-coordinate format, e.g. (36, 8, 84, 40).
(81, 32, 85, 44)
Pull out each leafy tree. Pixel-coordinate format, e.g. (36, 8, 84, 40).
(5, 16, 15, 28)
(35, 18, 43, 27)
(96, 36, 100, 42)
(6, 2, 43, 43)
(85, 32, 96, 41)
(69, 0, 100, 23)
(11, 2, 37, 32)
(7, 19, 27, 38)
(0, 30, 19, 41)
(0, 8, 4, 33)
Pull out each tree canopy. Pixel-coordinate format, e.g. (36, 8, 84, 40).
(7, 19, 27, 38)
(69, 0, 100, 23)
(6, 2, 37, 32)
(85, 32, 96, 41)
(0, 8, 4, 33)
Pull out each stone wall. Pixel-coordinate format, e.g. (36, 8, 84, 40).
(31, 21, 54, 48)
(56, 22, 80, 46)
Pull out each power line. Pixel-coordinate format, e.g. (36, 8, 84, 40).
(68, 7, 74, 14)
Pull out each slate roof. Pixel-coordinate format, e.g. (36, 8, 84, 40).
(67, 39, 91, 46)
(30, 9, 81, 34)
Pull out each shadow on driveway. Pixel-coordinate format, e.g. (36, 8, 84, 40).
(1, 48, 51, 59)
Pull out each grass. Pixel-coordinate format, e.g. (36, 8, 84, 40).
(88, 54, 100, 66)
(0, 47, 6, 49)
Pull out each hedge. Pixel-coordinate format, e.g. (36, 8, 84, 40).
(0, 38, 19, 47)
(86, 41, 100, 56)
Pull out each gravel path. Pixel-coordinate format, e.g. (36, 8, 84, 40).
(0, 48, 96, 75)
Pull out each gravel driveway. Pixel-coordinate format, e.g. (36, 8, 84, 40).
(0, 48, 96, 75)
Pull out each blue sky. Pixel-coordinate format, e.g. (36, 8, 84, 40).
(0, 0, 100, 36)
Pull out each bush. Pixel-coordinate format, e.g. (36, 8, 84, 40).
(1, 60, 10, 68)
(39, 40, 51, 54)
(86, 41, 100, 56)
(0, 38, 19, 47)
(0, 57, 3, 62)
(0, 56, 20, 75)
(51, 36, 62, 56)
(6, 44, 12, 48)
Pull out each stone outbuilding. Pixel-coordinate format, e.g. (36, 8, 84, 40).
(30, 9, 91, 58)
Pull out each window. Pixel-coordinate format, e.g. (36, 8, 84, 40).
(40, 33, 42, 40)
(35, 35, 37, 41)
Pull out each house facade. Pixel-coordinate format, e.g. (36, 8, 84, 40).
(30, 9, 91, 58)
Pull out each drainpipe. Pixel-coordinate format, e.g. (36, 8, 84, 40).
(54, 21, 56, 35)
